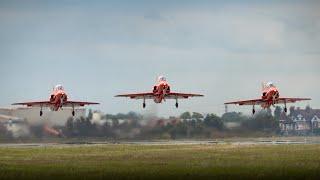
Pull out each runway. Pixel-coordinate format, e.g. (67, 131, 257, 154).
(1, 137, 320, 148)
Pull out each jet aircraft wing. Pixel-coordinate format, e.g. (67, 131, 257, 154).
(63, 101, 100, 107)
(274, 97, 311, 104)
(115, 93, 155, 99)
(12, 101, 52, 107)
(225, 97, 311, 106)
(164, 92, 204, 99)
(224, 99, 265, 106)
(12, 101, 99, 107)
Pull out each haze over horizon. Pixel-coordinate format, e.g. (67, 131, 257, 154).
(0, 1, 319, 117)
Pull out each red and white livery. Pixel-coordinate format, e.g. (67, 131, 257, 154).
(225, 82, 311, 114)
(12, 85, 99, 116)
(115, 76, 204, 108)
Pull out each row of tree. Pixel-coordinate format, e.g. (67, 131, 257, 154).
(58, 108, 281, 139)
(5, 106, 309, 140)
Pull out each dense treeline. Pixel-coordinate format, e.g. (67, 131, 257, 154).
(5, 106, 316, 140)
(59, 108, 281, 139)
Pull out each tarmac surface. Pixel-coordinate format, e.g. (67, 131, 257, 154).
(1, 137, 320, 148)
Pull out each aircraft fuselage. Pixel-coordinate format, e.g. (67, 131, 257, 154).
(152, 80, 170, 103)
(49, 89, 68, 111)
(261, 86, 279, 108)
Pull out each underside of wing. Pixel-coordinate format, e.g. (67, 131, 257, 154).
(115, 93, 155, 99)
(165, 92, 204, 99)
(224, 99, 265, 106)
(63, 101, 100, 107)
(12, 101, 52, 107)
(275, 97, 311, 104)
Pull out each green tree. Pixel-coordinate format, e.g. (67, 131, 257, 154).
(192, 112, 203, 120)
(112, 119, 119, 127)
(204, 114, 224, 130)
(73, 117, 96, 136)
(127, 111, 142, 120)
(180, 112, 191, 120)
(221, 112, 247, 122)
(64, 117, 74, 136)
(289, 106, 295, 116)
(105, 114, 116, 120)
(242, 111, 278, 131)
(274, 106, 282, 120)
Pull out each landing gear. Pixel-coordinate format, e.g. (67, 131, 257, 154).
(60, 97, 64, 108)
(72, 105, 75, 116)
(143, 97, 146, 109)
(40, 106, 43, 116)
(175, 97, 179, 108)
(284, 101, 287, 113)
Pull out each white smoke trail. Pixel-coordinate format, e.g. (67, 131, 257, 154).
(6, 124, 30, 138)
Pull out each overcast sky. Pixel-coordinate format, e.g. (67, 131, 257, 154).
(0, 0, 319, 117)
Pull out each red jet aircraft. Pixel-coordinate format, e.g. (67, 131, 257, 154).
(12, 85, 99, 116)
(225, 82, 311, 114)
(115, 76, 204, 108)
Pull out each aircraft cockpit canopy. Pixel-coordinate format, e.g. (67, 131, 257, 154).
(158, 76, 166, 82)
(54, 84, 64, 91)
(266, 82, 275, 88)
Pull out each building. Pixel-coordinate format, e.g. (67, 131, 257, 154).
(311, 115, 320, 129)
(279, 107, 320, 135)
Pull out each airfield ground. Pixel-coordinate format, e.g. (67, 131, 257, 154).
(0, 140, 320, 179)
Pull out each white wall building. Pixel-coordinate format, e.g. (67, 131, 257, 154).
(279, 113, 320, 134)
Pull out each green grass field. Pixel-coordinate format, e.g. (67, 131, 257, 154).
(0, 143, 320, 179)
